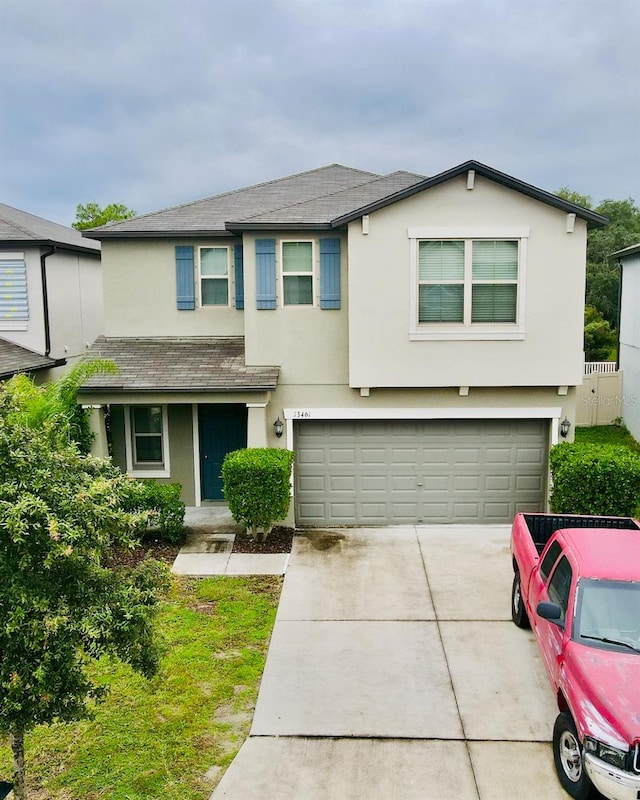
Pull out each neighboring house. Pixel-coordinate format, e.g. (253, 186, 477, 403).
(0, 203, 102, 380)
(614, 242, 640, 439)
(79, 161, 606, 526)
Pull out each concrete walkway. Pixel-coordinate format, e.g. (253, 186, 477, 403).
(171, 506, 289, 576)
(210, 526, 567, 800)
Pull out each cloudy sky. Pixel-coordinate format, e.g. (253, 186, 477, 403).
(1, 0, 638, 226)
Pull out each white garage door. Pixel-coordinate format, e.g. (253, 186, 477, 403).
(294, 419, 548, 525)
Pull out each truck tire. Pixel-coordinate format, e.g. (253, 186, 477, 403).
(511, 571, 530, 628)
(553, 712, 594, 800)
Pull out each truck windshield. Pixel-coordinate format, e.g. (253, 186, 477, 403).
(575, 579, 640, 654)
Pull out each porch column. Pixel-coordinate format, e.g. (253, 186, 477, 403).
(85, 405, 109, 458)
(246, 403, 268, 447)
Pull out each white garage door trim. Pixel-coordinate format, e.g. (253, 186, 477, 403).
(283, 406, 563, 452)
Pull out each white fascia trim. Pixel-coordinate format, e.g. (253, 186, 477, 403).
(192, 404, 201, 507)
(284, 406, 562, 421)
(123, 404, 171, 479)
(407, 226, 530, 239)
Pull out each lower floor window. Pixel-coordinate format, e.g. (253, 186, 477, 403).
(131, 406, 163, 465)
(125, 405, 170, 476)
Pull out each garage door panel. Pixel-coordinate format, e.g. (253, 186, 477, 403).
(295, 419, 548, 525)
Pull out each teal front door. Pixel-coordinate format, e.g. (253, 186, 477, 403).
(199, 405, 247, 500)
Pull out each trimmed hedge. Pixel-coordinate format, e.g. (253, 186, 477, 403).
(222, 448, 295, 541)
(550, 442, 640, 517)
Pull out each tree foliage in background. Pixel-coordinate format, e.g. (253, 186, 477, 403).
(72, 202, 136, 230)
(584, 305, 617, 362)
(557, 188, 640, 333)
(0, 389, 170, 799)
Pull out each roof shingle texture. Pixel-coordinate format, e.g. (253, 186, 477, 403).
(0, 338, 57, 378)
(85, 164, 425, 235)
(79, 337, 279, 392)
(0, 203, 100, 251)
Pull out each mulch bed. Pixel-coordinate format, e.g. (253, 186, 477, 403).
(230, 526, 294, 554)
(104, 527, 294, 569)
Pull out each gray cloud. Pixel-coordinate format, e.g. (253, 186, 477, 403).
(1, 0, 638, 224)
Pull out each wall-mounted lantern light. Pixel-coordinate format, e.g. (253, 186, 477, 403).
(560, 417, 571, 438)
(274, 417, 284, 438)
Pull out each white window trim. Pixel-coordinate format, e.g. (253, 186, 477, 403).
(197, 245, 231, 308)
(408, 227, 528, 341)
(280, 239, 316, 307)
(0, 251, 28, 331)
(124, 404, 171, 478)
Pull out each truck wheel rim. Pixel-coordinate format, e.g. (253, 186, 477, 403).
(559, 730, 582, 782)
(513, 580, 521, 614)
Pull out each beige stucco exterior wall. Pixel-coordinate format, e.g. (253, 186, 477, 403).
(242, 231, 349, 385)
(347, 174, 587, 389)
(47, 251, 103, 360)
(101, 239, 244, 338)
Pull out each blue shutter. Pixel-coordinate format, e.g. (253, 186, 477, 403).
(234, 244, 244, 310)
(320, 238, 341, 309)
(255, 239, 276, 309)
(175, 246, 195, 310)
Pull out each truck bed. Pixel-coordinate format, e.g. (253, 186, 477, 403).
(522, 513, 640, 555)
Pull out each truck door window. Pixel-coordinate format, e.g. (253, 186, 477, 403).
(547, 556, 572, 624)
(539, 540, 562, 582)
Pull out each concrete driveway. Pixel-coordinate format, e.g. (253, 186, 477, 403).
(211, 526, 568, 799)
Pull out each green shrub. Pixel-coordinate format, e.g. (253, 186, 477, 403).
(550, 442, 640, 517)
(222, 448, 295, 541)
(115, 478, 186, 544)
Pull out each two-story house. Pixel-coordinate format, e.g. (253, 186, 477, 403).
(79, 161, 606, 526)
(0, 203, 102, 380)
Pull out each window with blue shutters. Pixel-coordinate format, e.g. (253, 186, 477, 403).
(0, 254, 29, 327)
(175, 245, 195, 310)
(320, 238, 341, 309)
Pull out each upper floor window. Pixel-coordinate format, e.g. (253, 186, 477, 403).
(418, 239, 518, 324)
(408, 227, 528, 341)
(199, 246, 229, 306)
(282, 241, 313, 305)
(0, 252, 29, 330)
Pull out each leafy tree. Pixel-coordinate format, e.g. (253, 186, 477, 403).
(0, 391, 170, 799)
(557, 189, 640, 331)
(4, 360, 118, 453)
(584, 305, 617, 361)
(72, 202, 136, 230)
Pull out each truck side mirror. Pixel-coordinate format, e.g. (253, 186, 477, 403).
(537, 601, 562, 621)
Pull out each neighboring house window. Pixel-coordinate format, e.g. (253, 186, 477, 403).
(408, 227, 528, 340)
(124, 405, 170, 478)
(0, 253, 29, 330)
(199, 247, 229, 306)
(282, 241, 314, 305)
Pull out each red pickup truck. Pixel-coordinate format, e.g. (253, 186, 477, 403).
(510, 512, 640, 800)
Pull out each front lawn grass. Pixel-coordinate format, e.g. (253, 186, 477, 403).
(0, 576, 281, 800)
(575, 424, 640, 451)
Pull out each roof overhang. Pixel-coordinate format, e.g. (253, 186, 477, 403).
(330, 160, 609, 229)
(611, 242, 640, 259)
(0, 240, 100, 256)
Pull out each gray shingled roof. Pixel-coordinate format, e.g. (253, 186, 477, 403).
(78, 337, 279, 393)
(0, 338, 59, 379)
(83, 164, 409, 238)
(229, 171, 424, 227)
(0, 203, 101, 252)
